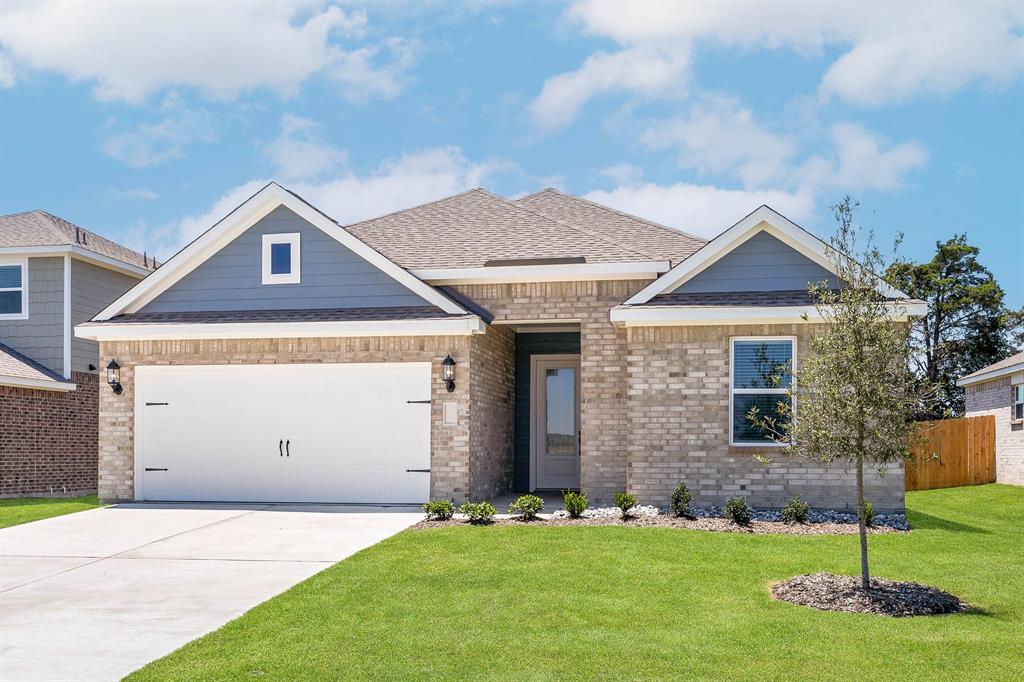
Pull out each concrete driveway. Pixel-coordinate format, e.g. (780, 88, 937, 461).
(0, 503, 422, 681)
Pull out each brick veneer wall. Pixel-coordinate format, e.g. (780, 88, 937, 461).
(453, 280, 647, 503)
(625, 324, 905, 512)
(96, 337, 474, 502)
(1, 372, 99, 497)
(964, 376, 1024, 485)
(468, 324, 515, 499)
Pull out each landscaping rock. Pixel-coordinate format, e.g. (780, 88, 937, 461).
(690, 506, 910, 530)
(550, 505, 660, 519)
(772, 572, 968, 616)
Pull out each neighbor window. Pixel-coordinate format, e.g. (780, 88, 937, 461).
(1014, 385, 1024, 421)
(0, 260, 27, 319)
(261, 233, 301, 285)
(730, 337, 795, 446)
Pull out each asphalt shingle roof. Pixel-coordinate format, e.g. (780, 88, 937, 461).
(0, 210, 154, 270)
(959, 351, 1024, 382)
(0, 342, 68, 384)
(515, 188, 706, 266)
(345, 188, 667, 269)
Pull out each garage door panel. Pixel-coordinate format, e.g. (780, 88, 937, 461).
(136, 363, 431, 503)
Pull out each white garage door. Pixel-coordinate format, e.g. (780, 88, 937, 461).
(134, 363, 432, 504)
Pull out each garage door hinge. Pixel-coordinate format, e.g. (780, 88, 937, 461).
(145, 402, 169, 406)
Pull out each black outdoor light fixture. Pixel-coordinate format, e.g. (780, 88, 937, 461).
(106, 359, 123, 395)
(442, 354, 456, 392)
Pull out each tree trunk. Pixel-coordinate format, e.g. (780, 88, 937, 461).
(856, 451, 870, 590)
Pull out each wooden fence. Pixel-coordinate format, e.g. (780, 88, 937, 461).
(905, 415, 996, 491)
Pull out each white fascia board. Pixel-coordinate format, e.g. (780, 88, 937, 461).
(75, 316, 487, 341)
(624, 206, 907, 305)
(63, 255, 72, 378)
(610, 301, 927, 327)
(93, 183, 466, 320)
(0, 374, 77, 391)
(957, 361, 1024, 387)
(0, 246, 150, 277)
(412, 261, 670, 285)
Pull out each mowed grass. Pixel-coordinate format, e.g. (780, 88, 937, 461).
(130, 485, 1023, 681)
(0, 494, 101, 529)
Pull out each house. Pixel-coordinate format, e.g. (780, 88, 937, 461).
(958, 351, 1024, 485)
(1, 211, 154, 496)
(75, 184, 924, 511)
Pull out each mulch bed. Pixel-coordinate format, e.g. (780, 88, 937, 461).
(413, 515, 903, 535)
(772, 572, 969, 616)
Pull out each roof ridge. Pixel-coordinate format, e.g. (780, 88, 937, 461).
(344, 187, 487, 230)
(523, 187, 706, 244)
(473, 188, 658, 262)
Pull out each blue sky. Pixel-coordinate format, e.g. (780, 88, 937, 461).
(1, 1, 1021, 304)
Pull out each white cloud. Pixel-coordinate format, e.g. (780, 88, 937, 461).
(529, 45, 689, 129)
(102, 107, 216, 167)
(583, 182, 815, 238)
(599, 163, 644, 185)
(331, 37, 418, 102)
(811, 123, 928, 192)
(641, 96, 797, 189)
(264, 114, 347, 181)
(109, 188, 159, 201)
(0, 1, 413, 103)
(0, 52, 14, 88)
(150, 146, 511, 257)
(533, 1, 1023, 124)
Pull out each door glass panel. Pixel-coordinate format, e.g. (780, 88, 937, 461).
(545, 368, 576, 455)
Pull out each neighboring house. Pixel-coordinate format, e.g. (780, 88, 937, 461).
(1, 211, 153, 496)
(76, 184, 924, 511)
(958, 351, 1024, 485)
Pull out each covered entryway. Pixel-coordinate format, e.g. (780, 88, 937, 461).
(134, 363, 432, 503)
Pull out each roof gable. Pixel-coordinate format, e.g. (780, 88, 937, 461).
(625, 205, 907, 305)
(94, 183, 466, 320)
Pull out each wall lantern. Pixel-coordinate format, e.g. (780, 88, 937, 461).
(106, 359, 123, 395)
(441, 354, 456, 392)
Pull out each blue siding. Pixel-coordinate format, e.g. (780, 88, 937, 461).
(141, 206, 431, 313)
(0, 257, 64, 375)
(672, 231, 840, 293)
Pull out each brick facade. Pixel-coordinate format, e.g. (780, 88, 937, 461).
(1, 372, 99, 497)
(964, 376, 1024, 485)
(454, 280, 646, 503)
(468, 324, 515, 499)
(625, 324, 905, 512)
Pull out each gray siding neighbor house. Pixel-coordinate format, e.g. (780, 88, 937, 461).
(77, 184, 925, 512)
(1, 211, 152, 496)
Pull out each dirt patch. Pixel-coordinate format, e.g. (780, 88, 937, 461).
(772, 572, 968, 616)
(413, 515, 903, 535)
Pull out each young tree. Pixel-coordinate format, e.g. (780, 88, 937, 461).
(749, 198, 930, 590)
(886, 236, 1022, 417)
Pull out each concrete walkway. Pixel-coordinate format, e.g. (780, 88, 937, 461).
(0, 503, 422, 681)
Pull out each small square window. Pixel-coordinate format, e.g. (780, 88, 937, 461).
(261, 233, 300, 285)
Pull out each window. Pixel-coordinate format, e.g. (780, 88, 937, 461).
(0, 260, 27, 319)
(730, 337, 795, 446)
(1014, 385, 1024, 422)
(261, 233, 300, 285)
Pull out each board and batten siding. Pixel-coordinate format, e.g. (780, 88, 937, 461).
(70, 258, 141, 374)
(140, 206, 431, 313)
(670, 231, 840, 294)
(0, 256, 64, 375)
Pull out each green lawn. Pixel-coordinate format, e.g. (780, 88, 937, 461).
(0, 494, 101, 529)
(130, 485, 1023, 681)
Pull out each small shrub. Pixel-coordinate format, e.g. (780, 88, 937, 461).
(781, 495, 810, 524)
(508, 494, 544, 520)
(724, 497, 752, 525)
(422, 499, 455, 520)
(613, 491, 638, 518)
(562, 490, 588, 518)
(863, 501, 875, 527)
(459, 501, 497, 525)
(669, 482, 694, 518)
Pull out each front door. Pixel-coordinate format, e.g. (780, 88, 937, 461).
(531, 355, 581, 490)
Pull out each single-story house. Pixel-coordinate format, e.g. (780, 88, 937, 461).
(958, 351, 1024, 485)
(1, 211, 153, 497)
(76, 184, 924, 511)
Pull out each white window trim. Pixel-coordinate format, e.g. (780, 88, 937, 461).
(0, 256, 28, 320)
(729, 336, 796, 448)
(261, 233, 301, 285)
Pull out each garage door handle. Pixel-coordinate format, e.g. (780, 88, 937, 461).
(406, 400, 431, 404)
(145, 467, 168, 472)
(286, 439, 290, 457)
(406, 469, 430, 473)
(279, 439, 283, 457)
